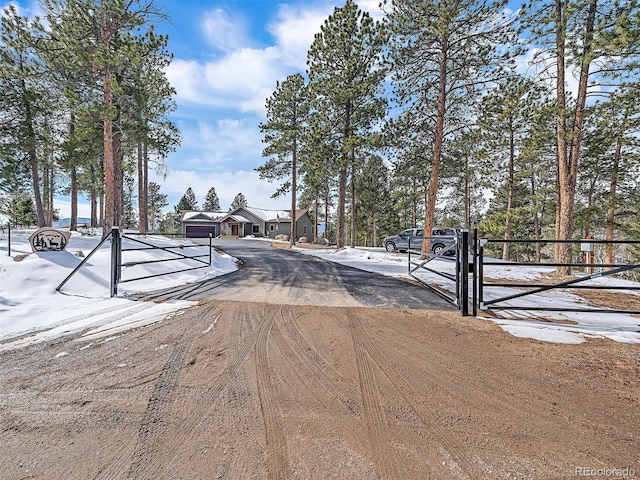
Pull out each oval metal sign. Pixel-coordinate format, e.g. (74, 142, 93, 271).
(28, 228, 71, 252)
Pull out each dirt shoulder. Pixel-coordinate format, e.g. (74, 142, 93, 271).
(1, 300, 638, 480)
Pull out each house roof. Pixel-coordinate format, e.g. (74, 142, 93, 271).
(222, 214, 251, 223)
(181, 211, 226, 222)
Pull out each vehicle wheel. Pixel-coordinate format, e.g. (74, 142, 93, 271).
(432, 243, 445, 255)
(385, 242, 396, 252)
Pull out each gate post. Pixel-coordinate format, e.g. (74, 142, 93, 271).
(459, 230, 469, 316)
(110, 227, 121, 297)
(472, 228, 478, 317)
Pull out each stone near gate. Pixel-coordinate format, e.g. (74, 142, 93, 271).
(29, 228, 71, 252)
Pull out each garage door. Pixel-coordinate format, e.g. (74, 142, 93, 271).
(185, 225, 216, 238)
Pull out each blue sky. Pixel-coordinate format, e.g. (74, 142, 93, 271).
(6, 0, 384, 217)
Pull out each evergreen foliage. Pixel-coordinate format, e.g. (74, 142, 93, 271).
(147, 181, 167, 231)
(203, 187, 221, 212)
(307, 0, 387, 248)
(174, 187, 198, 213)
(229, 193, 248, 211)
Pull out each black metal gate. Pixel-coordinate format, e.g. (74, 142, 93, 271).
(407, 230, 472, 315)
(477, 238, 640, 315)
(57, 227, 214, 297)
(408, 232, 640, 317)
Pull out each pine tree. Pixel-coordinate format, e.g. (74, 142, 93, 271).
(258, 73, 310, 247)
(384, 0, 517, 254)
(147, 181, 167, 231)
(122, 175, 137, 229)
(479, 75, 547, 259)
(229, 193, 248, 211)
(203, 187, 221, 211)
(41, 0, 170, 238)
(355, 155, 393, 246)
(521, 0, 640, 271)
(0, 6, 53, 227)
(175, 187, 198, 213)
(307, 0, 387, 248)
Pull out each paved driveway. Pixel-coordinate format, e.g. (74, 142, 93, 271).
(144, 238, 453, 310)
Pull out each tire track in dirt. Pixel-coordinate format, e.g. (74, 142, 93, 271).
(277, 308, 362, 415)
(371, 319, 605, 467)
(347, 310, 478, 479)
(375, 322, 590, 429)
(211, 302, 265, 480)
(130, 302, 272, 479)
(94, 304, 216, 480)
(254, 306, 290, 480)
(349, 315, 400, 480)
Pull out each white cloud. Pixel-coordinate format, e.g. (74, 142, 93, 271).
(175, 117, 263, 166)
(355, 0, 385, 20)
(166, 46, 287, 116)
(166, 2, 345, 116)
(201, 8, 249, 52)
(268, 4, 331, 68)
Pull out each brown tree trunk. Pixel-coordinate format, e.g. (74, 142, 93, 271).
(137, 141, 148, 233)
(70, 166, 78, 231)
(350, 154, 356, 248)
(336, 103, 351, 249)
(102, 66, 115, 238)
(503, 130, 516, 261)
(423, 40, 448, 256)
(22, 80, 46, 228)
(290, 137, 297, 247)
(605, 139, 621, 266)
(556, 0, 596, 274)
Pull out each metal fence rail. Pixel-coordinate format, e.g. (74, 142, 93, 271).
(478, 238, 640, 315)
(57, 227, 213, 297)
(407, 231, 640, 317)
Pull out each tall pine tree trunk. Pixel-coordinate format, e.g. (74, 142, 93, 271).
(137, 141, 148, 233)
(503, 130, 516, 261)
(290, 137, 297, 247)
(350, 155, 356, 248)
(556, 0, 596, 274)
(70, 166, 78, 231)
(423, 41, 448, 256)
(337, 103, 352, 249)
(22, 81, 46, 228)
(103, 67, 115, 237)
(605, 138, 621, 267)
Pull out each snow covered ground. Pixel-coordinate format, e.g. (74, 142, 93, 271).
(0, 228, 237, 352)
(1, 229, 639, 350)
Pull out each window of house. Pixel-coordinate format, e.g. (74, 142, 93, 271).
(303, 226, 307, 234)
(270, 225, 275, 231)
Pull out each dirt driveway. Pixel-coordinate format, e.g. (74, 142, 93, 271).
(1, 240, 638, 479)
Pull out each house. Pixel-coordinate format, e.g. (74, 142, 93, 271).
(181, 207, 315, 241)
(180, 211, 226, 238)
